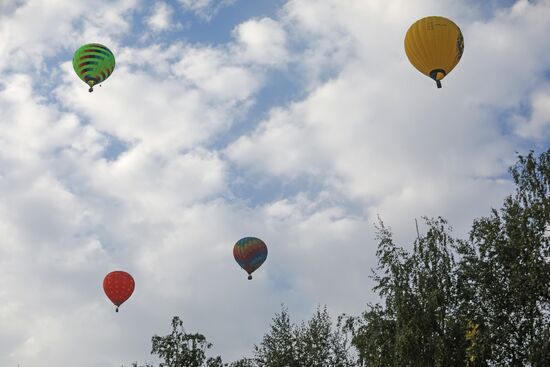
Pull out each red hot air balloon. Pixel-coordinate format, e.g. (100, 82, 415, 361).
(103, 271, 135, 312)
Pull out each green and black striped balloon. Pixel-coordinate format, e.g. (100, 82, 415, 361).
(72, 43, 115, 92)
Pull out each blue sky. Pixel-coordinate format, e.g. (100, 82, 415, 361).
(0, 0, 549, 366)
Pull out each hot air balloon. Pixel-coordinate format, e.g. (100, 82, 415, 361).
(233, 237, 268, 280)
(404, 16, 464, 88)
(73, 43, 115, 92)
(103, 271, 134, 312)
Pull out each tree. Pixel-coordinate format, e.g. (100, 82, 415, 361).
(295, 307, 332, 366)
(254, 306, 300, 367)
(331, 315, 358, 367)
(456, 149, 550, 366)
(347, 217, 468, 366)
(346, 149, 549, 367)
(295, 306, 356, 367)
(253, 305, 356, 367)
(228, 358, 255, 367)
(343, 303, 395, 367)
(130, 316, 225, 367)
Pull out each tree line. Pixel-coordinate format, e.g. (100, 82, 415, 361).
(130, 149, 549, 367)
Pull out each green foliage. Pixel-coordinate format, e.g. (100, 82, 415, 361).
(456, 149, 550, 366)
(254, 305, 356, 367)
(254, 306, 300, 367)
(295, 307, 356, 367)
(134, 316, 224, 367)
(348, 217, 468, 367)
(228, 358, 255, 367)
(295, 307, 333, 366)
(229, 358, 256, 367)
(346, 148, 549, 367)
(342, 304, 395, 367)
(206, 356, 225, 367)
(130, 317, 250, 367)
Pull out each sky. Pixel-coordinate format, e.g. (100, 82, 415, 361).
(0, 0, 549, 365)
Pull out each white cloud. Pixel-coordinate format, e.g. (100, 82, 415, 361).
(456, 0, 550, 109)
(0, 0, 25, 13)
(513, 85, 550, 141)
(117, 43, 186, 75)
(146, 2, 174, 32)
(0, 0, 549, 366)
(0, 75, 120, 367)
(0, 0, 83, 71)
(56, 60, 237, 153)
(0, 0, 138, 72)
(233, 17, 288, 66)
(178, 0, 236, 20)
(172, 46, 261, 101)
(88, 147, 228, 208)
(227, 0, 550, 240)
(226, 104, 325, 177)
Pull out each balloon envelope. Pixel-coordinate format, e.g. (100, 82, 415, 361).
(103, 271, 134, 311)
(404, 16, 464, 88)
(233, 237, 268, 279)
(73, 43, 115, 92)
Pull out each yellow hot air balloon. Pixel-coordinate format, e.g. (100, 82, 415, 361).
(404, 16, 464, 88)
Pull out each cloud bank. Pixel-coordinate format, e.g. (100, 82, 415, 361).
(0, 0, 548, 365)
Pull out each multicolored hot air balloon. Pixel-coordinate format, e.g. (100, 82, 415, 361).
(404, 16, 464, 88)
(73, 43, 115, 92)
(233, 237, 268, 280)
(103, 271, 134, 312)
